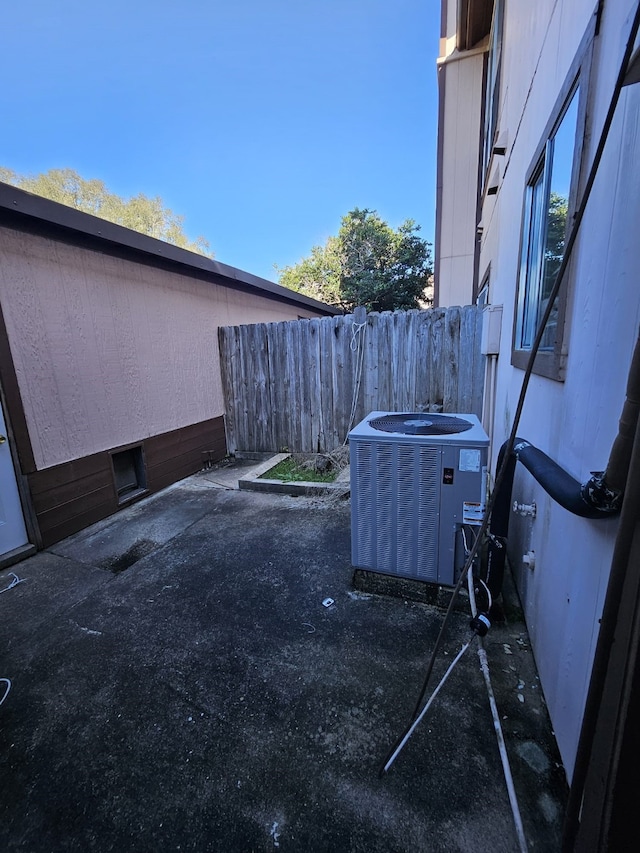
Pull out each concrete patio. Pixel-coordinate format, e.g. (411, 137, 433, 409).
(0, 459, 567, 852)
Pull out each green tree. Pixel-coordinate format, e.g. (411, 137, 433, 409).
(277, 208, 433, 312)
(0, 166, 213, 257)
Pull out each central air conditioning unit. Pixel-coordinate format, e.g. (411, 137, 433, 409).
(348, 412, 489, 586)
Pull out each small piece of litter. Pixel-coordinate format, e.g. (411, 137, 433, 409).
(517, 693, 525, 703)
(71, 621, 103, 636)
(302, 622, 316, 633)
(322, 598, 334, 608)
(503, 644, 513, 655)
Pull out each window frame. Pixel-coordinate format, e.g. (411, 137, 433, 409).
(482, 0, 505, 182)
(477, 265, 491, 307)
(511, 18, 595, 380)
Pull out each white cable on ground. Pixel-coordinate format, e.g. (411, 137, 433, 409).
(382, 639, 473, 774)
(468, 573, 528, 853)
(0, 572, 26, 594)
(0, 576, 21, 709)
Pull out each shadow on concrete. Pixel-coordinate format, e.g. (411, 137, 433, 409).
(0, 463, 566, 852)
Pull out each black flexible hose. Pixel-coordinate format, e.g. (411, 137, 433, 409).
(514, 441, 611, 518)
(484, 439, 621, 598)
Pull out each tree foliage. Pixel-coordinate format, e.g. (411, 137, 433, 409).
(0, 166, 213, 257)
(543, 191, 568, 289)
(538, 191, 569, 349)
(277, 208, 433, 312)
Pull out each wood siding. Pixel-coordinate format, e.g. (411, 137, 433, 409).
(219, 306, 485, 454)
(28, 416, 225, 547)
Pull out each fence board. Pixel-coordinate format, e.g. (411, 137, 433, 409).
(308, 318, 323, 451)
(472, 306, 485, 416)
(298, 320, 313, 450)
(251, 323, 272, 450)
(459, 307, 477, 413)
(334, 315, 352, 443)
(414, 310, 432, 412)
(391, 311, 405, 411)
(319, 318, 338, 449)
(266, 322, 284, 452)
(362, 314, 378, 417)
(377, 312, 393, 412)
(429, 308, 445, 412)
(443, 306, 461, 412)
(218, 305, 485, 453)
(287, 321, 302, 452)
(218, 326, 235, 454)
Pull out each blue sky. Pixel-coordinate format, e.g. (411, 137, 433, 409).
(1, 0, 439, 282)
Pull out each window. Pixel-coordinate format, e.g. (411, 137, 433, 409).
(477, 267, 490, 307)
(512, 16, 595, 380)
(516, 89, 579, 352)
(482, 0, 505, 178)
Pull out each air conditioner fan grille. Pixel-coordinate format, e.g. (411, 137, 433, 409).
(369, 413, 473, 436)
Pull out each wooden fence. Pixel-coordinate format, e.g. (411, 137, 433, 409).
(218, 305, 485, 454)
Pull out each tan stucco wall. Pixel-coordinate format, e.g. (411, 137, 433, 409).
(436, 47, 485, 306)
(0, 227, 322, 469)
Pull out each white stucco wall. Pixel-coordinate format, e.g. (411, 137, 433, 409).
(477, 0, 640, 777)
(0, 227, 322, 470)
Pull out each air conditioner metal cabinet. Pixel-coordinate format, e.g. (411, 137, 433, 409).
(349, 412, 489, 586)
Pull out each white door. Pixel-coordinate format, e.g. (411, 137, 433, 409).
(0, 403, 28, 556)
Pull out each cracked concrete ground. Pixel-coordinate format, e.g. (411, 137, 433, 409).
(0, 464, 566, 852)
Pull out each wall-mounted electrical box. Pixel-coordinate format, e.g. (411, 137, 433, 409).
(481, 304, 503, 355)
